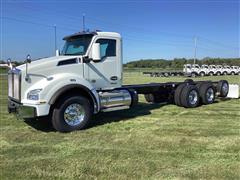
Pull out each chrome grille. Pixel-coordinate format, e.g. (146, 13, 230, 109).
(8, 69, 21, 100)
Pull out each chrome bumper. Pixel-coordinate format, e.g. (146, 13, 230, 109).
(8, 98, 36, 119)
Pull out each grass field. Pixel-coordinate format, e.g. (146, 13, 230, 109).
(0, 72, 240, 179)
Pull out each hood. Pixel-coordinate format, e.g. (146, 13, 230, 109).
(16, 55, 80, 72)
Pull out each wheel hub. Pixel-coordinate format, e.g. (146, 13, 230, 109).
(206, 88, 214, 102)
(188, 90, 198, 105)
(64, 103, 85, 126)
(222, 83, 228, 94)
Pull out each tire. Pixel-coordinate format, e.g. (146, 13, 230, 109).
(209, 72, 214, 76)
(174, 83, 186, 106)
(223, 72, 227, 76)
(52, 95, 93, 132)
(217, 80, 229, 97)
(144, 93, 163, 103)
(200, 72, 205, 77)
(198, 83, 215, 104)
(231, 72, 235, 75)
(184, 79, 194, 84)
(217, 72, 221, 76)
(180, 85, 200, 108)
(129, 89, 139, 107)
(191, 73, 196, 78)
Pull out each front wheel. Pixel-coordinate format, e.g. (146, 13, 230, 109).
(217, 80, 229, 97)
(200, 72, 205, 77)
(52, 95, 93, 132)
(209, 72, 214, 76)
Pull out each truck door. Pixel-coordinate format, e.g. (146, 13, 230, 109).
(86, 38, 122, 90)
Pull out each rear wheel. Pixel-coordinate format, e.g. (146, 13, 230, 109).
(231, 72, 235, 75)
(217, 80, 229, 97)
(184, 79, 194, 84)
(209, 72, 214, 76)
(217, 72, 221, 76)
(52, 95, 93, 132)
(180, 85, 200, 108)
(174, 83, 186, 106)
(197, 83, 215, 104)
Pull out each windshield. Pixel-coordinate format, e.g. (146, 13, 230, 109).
(61, 35, 93, 55)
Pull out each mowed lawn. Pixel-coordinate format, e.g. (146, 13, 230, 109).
(0, 72, 240, 179)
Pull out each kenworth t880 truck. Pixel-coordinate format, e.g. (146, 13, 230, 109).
(8, 31, 229, 132)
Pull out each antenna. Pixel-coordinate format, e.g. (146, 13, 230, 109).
(82, 13, 85, 32)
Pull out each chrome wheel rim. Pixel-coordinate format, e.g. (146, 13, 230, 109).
(222, 83, 228, 94)
(188, 90, 198, 105)
(206, 88, 214, 102)
(64, 103, 85, 126)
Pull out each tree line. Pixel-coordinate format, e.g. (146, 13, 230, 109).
(124, 58, 240, 69)
(1, 58, 240, 70)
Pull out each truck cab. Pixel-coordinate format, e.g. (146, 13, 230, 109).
(208, 65, 217, 76)
(183, 64, 200, 77)
(199, 64, 209, 76)
(223, 65, 231, 75)
(183, 64, 192, 75)
(8, 32, 123, 117)
(230, 66, 240, 75)
(215, 65, 223, 75)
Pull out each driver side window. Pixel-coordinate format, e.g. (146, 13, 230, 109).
(96, 39, 116, 59)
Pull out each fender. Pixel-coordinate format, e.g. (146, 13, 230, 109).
(23, 73, 101, 114)
(49, 84, 99, 113)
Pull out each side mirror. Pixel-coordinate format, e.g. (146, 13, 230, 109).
(92, 43, 101, 62)
(26, 54, 31, 63)
(7, 58, 13, 69)
(7, 58, 11, 66)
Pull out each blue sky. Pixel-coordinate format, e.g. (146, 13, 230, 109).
(1, 0, 239, 62)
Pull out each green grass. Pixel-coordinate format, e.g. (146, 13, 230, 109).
(0, 72, 240, 179)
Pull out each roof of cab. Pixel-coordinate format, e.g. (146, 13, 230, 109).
(63, 31, 121, 40)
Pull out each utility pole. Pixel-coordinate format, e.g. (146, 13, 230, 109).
(54, 24, 57, 52)
(82, 13, 85, 32)
(194, 36, 197, 65)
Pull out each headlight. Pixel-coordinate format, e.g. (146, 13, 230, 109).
(27, 89, 42, 100)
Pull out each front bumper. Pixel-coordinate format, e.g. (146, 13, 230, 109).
(8, 98, 36, 119)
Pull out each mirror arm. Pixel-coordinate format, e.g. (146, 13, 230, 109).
(82, 56, 92, 63)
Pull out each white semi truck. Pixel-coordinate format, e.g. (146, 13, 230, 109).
(8, 31, 229, 132)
